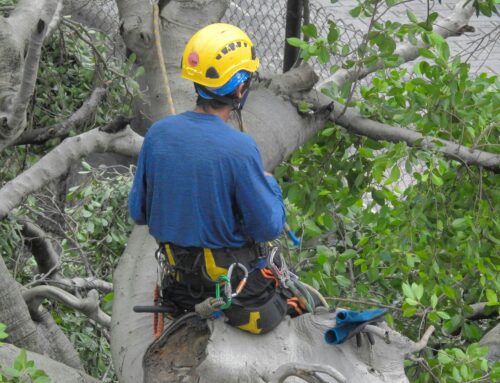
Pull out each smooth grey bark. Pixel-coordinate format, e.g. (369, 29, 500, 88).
(0, 255, 83, 369)
(480, 322, 500, 362)
(0, 0, 59, 149)
(19, 219, 60, 274)
(32, 306, 83, 370)
(0, 255, 48, 356)
(191, 317, 432, 383)
(0, 343, 99, 383)
(116, 0, 230, 126)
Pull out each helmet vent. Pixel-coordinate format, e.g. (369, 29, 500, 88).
(206, 67, 220, 79)
(251, 46, 256, 60)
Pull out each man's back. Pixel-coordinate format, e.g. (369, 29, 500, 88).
(129, 111, 285, 248)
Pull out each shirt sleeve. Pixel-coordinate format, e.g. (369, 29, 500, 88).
(128, 142, 148, 225)
(234, 143, 286, 242)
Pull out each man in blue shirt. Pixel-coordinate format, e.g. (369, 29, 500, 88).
(129, 24, 289, 334)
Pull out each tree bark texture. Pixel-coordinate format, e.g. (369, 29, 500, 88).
(0, 256, 48, 356)
(0, 256, 82, 369)
(480, 322, 500, 362)
(0, 0, 59, 149)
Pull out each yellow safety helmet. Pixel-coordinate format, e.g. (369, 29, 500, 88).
(181, 23, 259, 89)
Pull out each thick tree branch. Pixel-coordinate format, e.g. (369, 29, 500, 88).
(269, 363, 347, 383)
(0, 20, 47, 143)
(45, 0, 63, 39)
(14, 86, 107, 146)
(19, 219, 113, 294)
(19, 219, 59, 274)
(28, 277, 113, 295)
(0, 256, 48, 355)
(329, 99, 500, 171)
(318, 0, 475, 89)
(267, 65, 500, 171)
(0, 117, 141, 219)
(0, 343, 100, 383)
(274, 65, 499, 171)
(408, 326, 435, 353)
(32, 306, 82, 370)
(0, 0, 61, 149)
(23, 286, 111, 328)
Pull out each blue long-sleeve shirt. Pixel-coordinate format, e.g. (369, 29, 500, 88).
(128, 111, 286, 248)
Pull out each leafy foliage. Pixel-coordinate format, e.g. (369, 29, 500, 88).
(282, 2, 499, 381)
(0, 19, 138, 381)
(0, 324, 51, 383)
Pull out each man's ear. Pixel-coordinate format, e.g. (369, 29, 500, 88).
(235, 83, 246, 98)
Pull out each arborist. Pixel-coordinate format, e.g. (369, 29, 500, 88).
(129, 23, 297, 334)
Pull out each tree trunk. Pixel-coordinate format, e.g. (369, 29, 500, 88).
(0, 256, 48, 355)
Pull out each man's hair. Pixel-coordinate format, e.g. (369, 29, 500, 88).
(195, 95, 228, 111)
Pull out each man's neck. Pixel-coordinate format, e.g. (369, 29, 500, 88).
(194, 106, 232, 122)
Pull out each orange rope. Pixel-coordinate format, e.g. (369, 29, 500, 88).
(153, 285, 164, 338)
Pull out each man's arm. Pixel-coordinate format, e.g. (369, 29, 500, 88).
(234, 146, 286, 242)
(128, 145, 148, 225)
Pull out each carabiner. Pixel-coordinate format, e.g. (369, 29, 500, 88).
(225, 263, 249, 298)
(215, 275, 232, 310)
(268, 246, 288, 285)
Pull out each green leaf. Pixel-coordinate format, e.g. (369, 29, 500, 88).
(431, 294, 438, 309)
(287, 37, 307, 48)
(403, 306, 417, 317)
(437, 350, 452, 364)
(431, 173, 443, 186)
(418, 48, 435, 59)
(81, 161, 92, 171)
(0, 322, 7, 342)
(350, 5, 362, 17)
(371, 190, 386, 206)
(451, 218, 466, 229)
(3, 367, 21, 378)
(302, 24, 318, 38)
(437, 311, 451, 320)
(318, 46, 330, 64)
(328, 25, 339, 43)
(406, 10, 418, 23)
(335, 275, 351, 288)
(402, 282, 415, 299)
(414, 283, 424, 300)
(321, 127, 335, 137)
(374, 33, 396, 55)
(405, 298, 419, 306)
(486, 289, 498, 305)
(437, 41, 450, 61)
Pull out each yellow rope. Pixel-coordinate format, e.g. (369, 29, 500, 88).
(153, 2, 176, 115)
